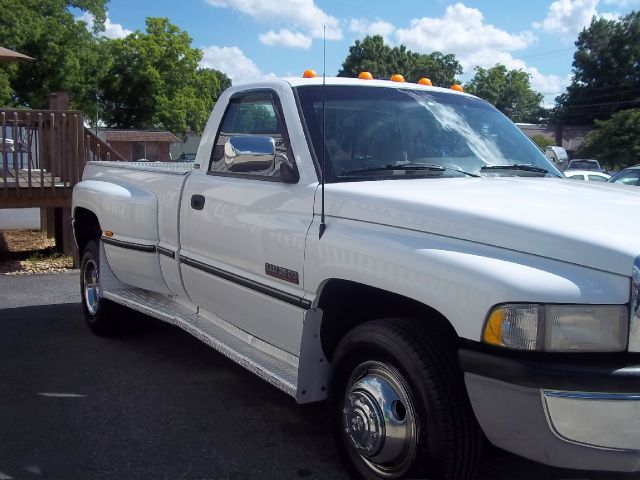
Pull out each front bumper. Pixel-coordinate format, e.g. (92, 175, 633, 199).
(460, 349, 640, 472)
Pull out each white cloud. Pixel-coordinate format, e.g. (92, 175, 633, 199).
(533, 0, 599, 36)
(480, 52, 571, 106)
(77, 12, 132, 39)
(600, 11, 622, 19)
(200, 45, 275, 85)
(205, 0, 342, 41)
(395, 4, 536, 60)
(349, 18, 395, 38)
(384, 3, 566, 106)
(259, 29, 312, 49)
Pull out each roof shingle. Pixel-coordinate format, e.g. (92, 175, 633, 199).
(104, 130, 181, 143)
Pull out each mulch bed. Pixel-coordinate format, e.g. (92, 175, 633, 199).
(0, 230, 74, 275)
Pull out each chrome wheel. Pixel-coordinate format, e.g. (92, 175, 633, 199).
(83, 258, 100, 316)
(343, 361, 418, 478)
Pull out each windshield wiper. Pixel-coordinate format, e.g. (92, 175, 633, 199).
(339, 163, 479, 177)
(480, 164, 549, 174)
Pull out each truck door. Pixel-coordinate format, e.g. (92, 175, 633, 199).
(179, 89, 315, 355)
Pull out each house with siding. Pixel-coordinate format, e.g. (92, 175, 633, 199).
(98, 129, 182, 162)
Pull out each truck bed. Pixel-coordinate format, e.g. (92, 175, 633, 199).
(86, 160, 197, 175)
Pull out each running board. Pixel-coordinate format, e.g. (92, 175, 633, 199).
(99, 243, 298, 398)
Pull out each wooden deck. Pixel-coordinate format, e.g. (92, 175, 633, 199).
(0, 109, 127, 255)
(1, 109, 125, 208)
(0, 170, 70, 207)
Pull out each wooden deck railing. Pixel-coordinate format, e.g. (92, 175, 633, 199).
(84, 127, 126, 163)
(0, 109, 125, 201)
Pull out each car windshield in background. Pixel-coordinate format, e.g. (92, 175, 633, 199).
(295, 86, 562, 182)
(567, 159, 601, 171)
(178, 153, 197, 161)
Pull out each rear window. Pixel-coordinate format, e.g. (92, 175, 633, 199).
(568, 160, 600, 170)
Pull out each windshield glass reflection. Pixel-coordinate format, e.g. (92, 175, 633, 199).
(295, 85, 562, 181)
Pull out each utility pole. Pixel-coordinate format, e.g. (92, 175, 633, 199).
(95, 91, 99, 136)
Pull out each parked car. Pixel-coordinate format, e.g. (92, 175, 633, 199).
(608, 164, 640, 186)
(545, 146, 568, 171)
(177, 152, 197, 161)
(566, 158, 603, 172)
(564, 170, 611, 182)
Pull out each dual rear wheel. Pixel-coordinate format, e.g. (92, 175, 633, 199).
(80, 239, 124, 335)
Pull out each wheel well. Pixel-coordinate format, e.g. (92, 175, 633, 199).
(73, 207, 101, 255)
(317, 279, 458, 361)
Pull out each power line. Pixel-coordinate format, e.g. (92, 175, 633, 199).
(517, 47, 575, 60)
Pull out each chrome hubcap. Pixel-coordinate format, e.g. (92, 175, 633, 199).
(343, 361, 417, 477)
(83, 259, 100, 316)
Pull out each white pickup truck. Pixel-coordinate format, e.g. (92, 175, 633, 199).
(72, 76, 640, 479)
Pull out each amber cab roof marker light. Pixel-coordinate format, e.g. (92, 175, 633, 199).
(358, 72, 373, 80)
(418, 78, 432, 86)
(303, 69, 317, 78)
(451, 84, 464, 92)
(390, 74, 405, 82)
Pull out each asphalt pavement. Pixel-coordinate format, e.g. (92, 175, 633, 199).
(0, 273, 636, 480)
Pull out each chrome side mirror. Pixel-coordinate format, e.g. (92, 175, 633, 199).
(224, 136, 276, 172)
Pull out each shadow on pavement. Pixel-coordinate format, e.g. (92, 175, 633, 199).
(0, 303, 636, 480)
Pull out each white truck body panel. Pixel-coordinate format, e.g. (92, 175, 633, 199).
(303, 215, 630, 342)
(316, 177, 640, 276)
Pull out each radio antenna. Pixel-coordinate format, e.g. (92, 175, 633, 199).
(319, 25, 327, 239)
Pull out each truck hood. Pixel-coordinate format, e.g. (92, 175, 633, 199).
(320, 177, 640, 276)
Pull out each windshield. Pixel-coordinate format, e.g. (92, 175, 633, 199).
(295, 86, 562, 182)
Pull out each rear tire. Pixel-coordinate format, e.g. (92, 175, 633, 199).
(329, 318, 482, 479)
(80, 239, 124, 336)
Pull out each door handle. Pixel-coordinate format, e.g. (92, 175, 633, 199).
(191, 194, 205, 210)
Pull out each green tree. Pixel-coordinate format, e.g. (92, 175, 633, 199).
(338, 35, 462, 86)
(530, 134, 555, 150)
(99, 18, 230, 135)
(464, 65, 544, 123)
(555, 11, 640, 124)
(579, 109, 640, 167)
(0, 0, 108, 113)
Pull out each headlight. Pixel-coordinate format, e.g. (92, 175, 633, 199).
(483, 304, 628, 352)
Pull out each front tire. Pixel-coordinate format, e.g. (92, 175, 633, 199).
(80, 239, 123, 335)
(329, 318, 482, 479)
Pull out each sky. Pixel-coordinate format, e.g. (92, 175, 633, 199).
(78, 0, 640, 105)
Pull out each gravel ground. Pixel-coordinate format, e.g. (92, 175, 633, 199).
(0, 229, 73, 275)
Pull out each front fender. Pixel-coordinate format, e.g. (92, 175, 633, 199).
(304, 218, 629, 341)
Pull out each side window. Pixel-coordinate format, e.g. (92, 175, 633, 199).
(588, 175, 607, 182)
(209, 91, 290, 179)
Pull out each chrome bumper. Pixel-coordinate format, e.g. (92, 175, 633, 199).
(465, 373, 640, 472)
(542, 390, 640, 451)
